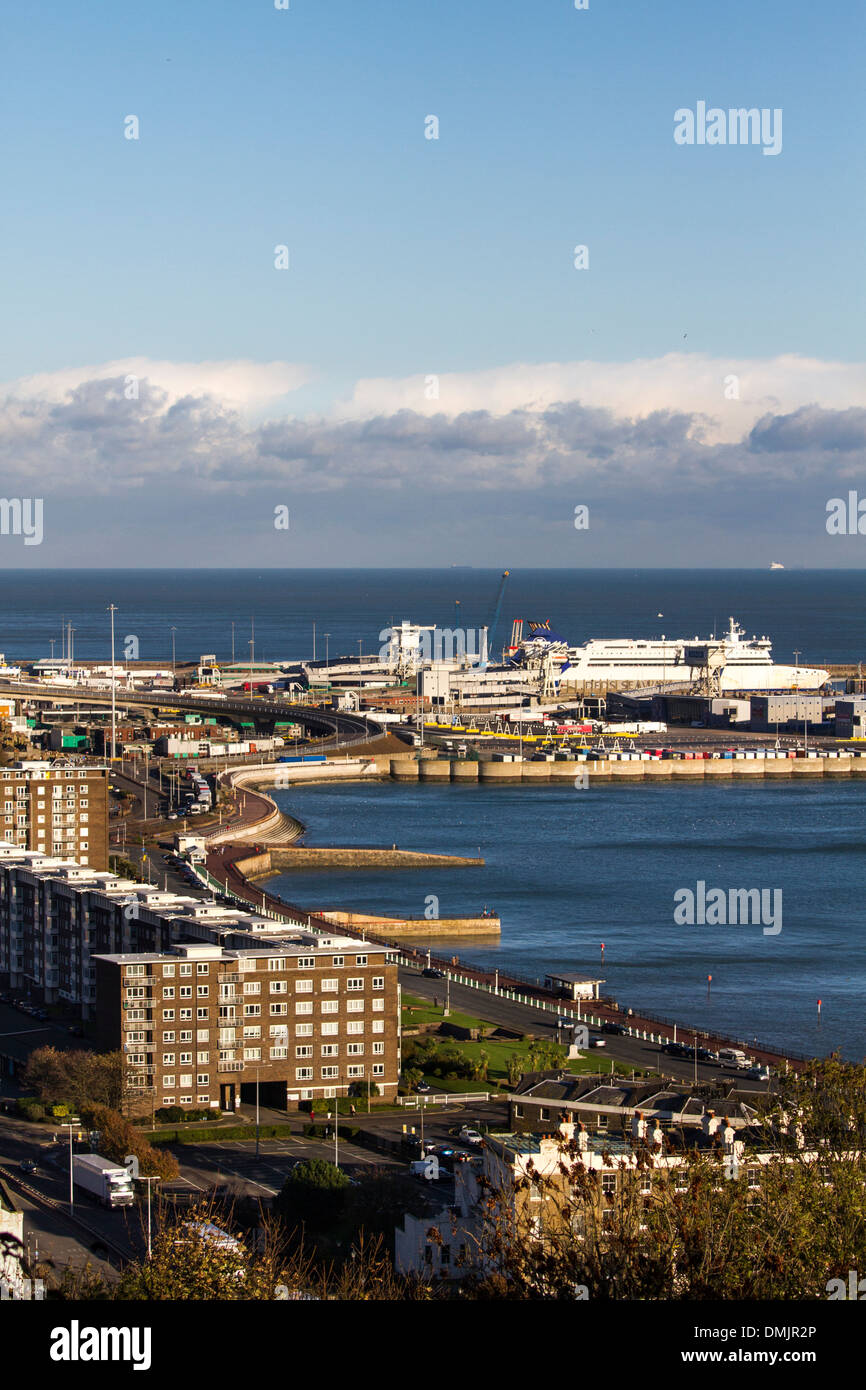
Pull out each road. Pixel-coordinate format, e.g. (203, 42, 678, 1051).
(401, 967, 776, 1092)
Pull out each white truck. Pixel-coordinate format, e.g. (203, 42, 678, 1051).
(72, 1153, 135, 1208)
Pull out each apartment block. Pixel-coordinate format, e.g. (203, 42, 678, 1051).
(94, 937, 400, 1112)
(0, 762, 108, 870)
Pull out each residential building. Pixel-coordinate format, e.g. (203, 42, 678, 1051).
(0, 762, 108, 869)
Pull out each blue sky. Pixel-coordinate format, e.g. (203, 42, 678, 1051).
(1, 0, 865, 564)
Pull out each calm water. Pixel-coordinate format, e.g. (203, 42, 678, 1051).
(1, 568, 864, 664)
(267, 779, 866, 1062)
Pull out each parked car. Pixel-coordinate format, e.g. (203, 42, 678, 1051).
(415, 1082, 432, 1093)
(589, 1037, 606, 1048)
(601, 1021, 627, 1035)
(554, 1016, 574, 1028)
(421, 967, 444, 979)
(458, 1127, 483, 1146)
(19, 1159, 39, 1175)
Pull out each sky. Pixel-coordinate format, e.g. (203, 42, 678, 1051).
(1, 0, 865, 566)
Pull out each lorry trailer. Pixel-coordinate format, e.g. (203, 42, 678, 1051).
(72, 1153, 135, 1208)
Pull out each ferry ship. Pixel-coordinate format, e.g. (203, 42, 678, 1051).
(515, 618, 828, 692)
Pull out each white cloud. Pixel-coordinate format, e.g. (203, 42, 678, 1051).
(1, 358, 313, 412)
(340, 353, 866, 442)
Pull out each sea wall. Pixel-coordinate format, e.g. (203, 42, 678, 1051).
(384, 753, 866, 784)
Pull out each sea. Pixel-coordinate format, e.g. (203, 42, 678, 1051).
(2, 568, 864, 1061)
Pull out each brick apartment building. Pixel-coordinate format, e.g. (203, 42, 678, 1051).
(0, 763, 108, 869)
(94, 938, 399, 1112)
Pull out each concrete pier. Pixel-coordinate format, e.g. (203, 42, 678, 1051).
(382, 751, 866, 785)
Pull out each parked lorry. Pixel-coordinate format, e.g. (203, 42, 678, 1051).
(72, 1153, 135, 1208)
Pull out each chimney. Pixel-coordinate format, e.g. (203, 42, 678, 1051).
(631, 1110, 647, 1140)
(723, 1121, 736, 1149)
(649, 1124, 664, 1151)
(558, 1115, 575, 1144)
(576, 1123, 589, 1152)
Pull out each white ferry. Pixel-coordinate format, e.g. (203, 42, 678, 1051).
(517, 618, 828, 692)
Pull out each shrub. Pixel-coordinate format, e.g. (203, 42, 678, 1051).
(16, 1097, 46, 1122)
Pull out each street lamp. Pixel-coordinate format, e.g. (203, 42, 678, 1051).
(108, 604, 118, 763)
(324, 634, 330, 670)
(59, 1121, 76, 1211)
(170, 626, 177, 675)
(255, 1067, 261, 1158)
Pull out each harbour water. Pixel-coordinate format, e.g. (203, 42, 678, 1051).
(1, 568, 865, 664)
(267, 778, 866, 1062)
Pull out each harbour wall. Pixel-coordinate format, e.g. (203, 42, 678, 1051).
(241, 846, 484, 876)
(382, 753, 866, 783)
(314, 909, 500, 938)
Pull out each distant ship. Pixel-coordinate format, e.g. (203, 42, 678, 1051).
(513, 617, 827, 692)
(770, 562, 785, 570)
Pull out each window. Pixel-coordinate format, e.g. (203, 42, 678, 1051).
(180, 1009, 192, 1020)
(372, 1042, 384, 1055)
(163, 1009, 175, 1022)
(346, 1021, 364, 1035)
(297, 957, 315, 969)
(243, 1026, 261, 1040)
(347, 1043, 364, 1055)
(332, 956, 344, 967)
(271, 1046, 288, 1060)
(321, 978, 338, 993)
(268, 958, 286, 971)
(179, 986, 192, 999)
(295, 979, 313, 994)
(163, 1075, 176, 1088)
(372, 976, 384, 989)
(197, 1051, 209, 1064)
(180, 1095, 193, 1105)
(322, 1022, 339, 1036)
(321, 1044, 338, 1057)
(197, 985, 209, 997)
(179, 1031, 193, 1043)
(180, 964, 192, 977)
(197, 1029, 209, 1042)
(295, 1000, 313, 1015)
(180, 1052, 192, 1064)
(372, 1019, 384, 1034)
(163, 1032, 176, 1044)
(321, 1066, 339, 1080)
(196, 1007, 209, 1020)
(243, 981, 261, 995)
(163, 965, 175, 978)
(371, 1064, 384, 1077)
(347, 1065, 364, 1079)
(347, 978, 364, 991)
(126, 987, 146, 1000)
(162, 987, 175, 999)
(295, 1023, 313, 1037)
(270, 1002, 288, 1016)
(197, 1073, 209, 1086)
(371, 999, 384, 1012)
(601, 1173, 617, 1196)
(125, 964, 147, 978)
(321, 1000, 339, 1014)
(244, 1004, 261, 1017)
(296, 1067, 313, 1080)
(197, 1094, 210, 1104)
(347, 999, 364, 1013)
(269, 980, 287, 994)
(180, 1074, 193, 1087)
(162, 1053, 176, 1066)
(196, 963, 209, 975)
(355, 956, 368, 967)
(162, 1097, 175, 1107)
(296, 1045, 313, 1058)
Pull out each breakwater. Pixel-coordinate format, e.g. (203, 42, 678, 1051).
(383, 751, 866, 783)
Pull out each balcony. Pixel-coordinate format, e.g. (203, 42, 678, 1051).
(123, 1018, 152, 1031)
(218, 993, 241, 1004)
(123, 998, 153, 1009)
(220, 972, 241, 984)
(219, 1061, 244, 1073)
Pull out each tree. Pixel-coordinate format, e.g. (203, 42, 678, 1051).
(23, 1047, 126, 1114)
(81, 1105, 178, 1181)
(275, 1158, 350, 1234)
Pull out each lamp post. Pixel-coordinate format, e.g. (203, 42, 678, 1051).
(59, 1121, 76, 1211)
(170, 626, 177, 676)
(140, 1175, 159, 1258)
(108, 604, 118, 763)
(334, 1079, 340, 1167)
(324, 634, 330, 670)
(255, 1067, 261, 1158)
